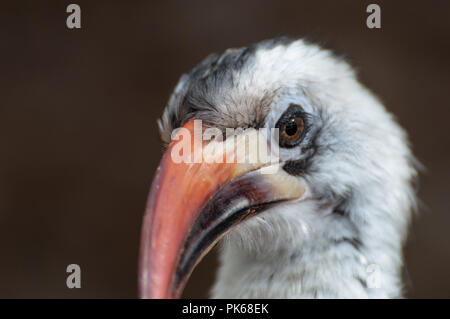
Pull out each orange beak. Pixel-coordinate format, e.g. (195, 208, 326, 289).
(138, 119, 306, 298)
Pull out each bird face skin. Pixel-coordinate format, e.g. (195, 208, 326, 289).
(139, 38, 417, 299)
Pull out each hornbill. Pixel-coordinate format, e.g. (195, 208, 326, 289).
(139, 38, 417, 298)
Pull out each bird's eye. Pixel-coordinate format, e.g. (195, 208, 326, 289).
(276, 104, 306, 148)
(280, 117, 304, 145)
(282, 117, 304, 140)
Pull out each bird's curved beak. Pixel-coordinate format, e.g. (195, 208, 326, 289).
(138, 119, 306, 298)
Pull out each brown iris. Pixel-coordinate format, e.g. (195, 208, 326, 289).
(275, 104, 307, 148)
(280, 117, 304, 145)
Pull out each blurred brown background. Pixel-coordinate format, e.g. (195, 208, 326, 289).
(1, 0, 449, 298)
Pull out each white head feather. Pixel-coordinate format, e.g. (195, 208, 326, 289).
(158, 38, 417, 298)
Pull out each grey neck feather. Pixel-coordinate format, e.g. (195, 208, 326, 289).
(211, 199, 406, 298)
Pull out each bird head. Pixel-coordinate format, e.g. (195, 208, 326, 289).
(139, 38, 417, 298)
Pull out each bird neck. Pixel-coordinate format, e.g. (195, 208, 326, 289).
(211, 212, 404, 298)
(212, 241, 400, 298)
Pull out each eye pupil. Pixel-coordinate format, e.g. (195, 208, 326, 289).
(285, 120, 298, 136)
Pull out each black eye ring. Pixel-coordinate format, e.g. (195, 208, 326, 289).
(275, 104, 307, 148)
